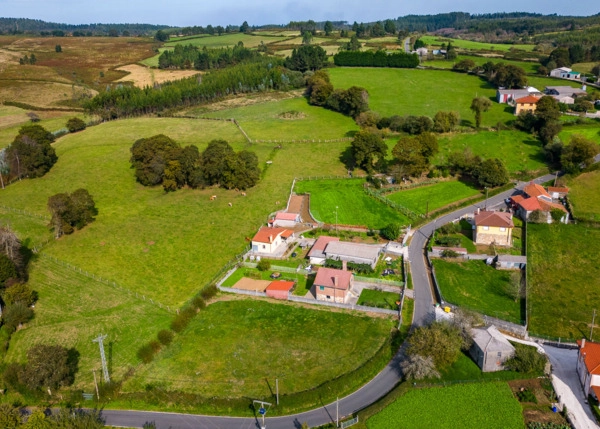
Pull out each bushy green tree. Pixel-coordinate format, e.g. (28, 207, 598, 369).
(406, 321, 465, 369)
(48, 188, 97, 238)
(326, 86, 369, 118)
(3, 301, 34, 332)
(130, 134, 180, 186)
(154, 30, 169, 42)
(470, 97, 492, 128)
(323, 21, 333, 36)
(392, 132, 438, 178)
(19, 344, 79, 393)
(561, 134, 600, 173)
(66, 117, 86, 133)
(351, 130, 387, 173)
(5, 124, 57, 180)
(3, 283, 36, 306)
(285, 45, 327, 71)
(380, 223, 402, 241)
(0, 403, 21, 429)
(401, 354, 440, 380)
(505, 344, 547, 373)
(306, 70, 333, 106)
(472, 158, 509, 188)
(433, 111, 460, 133)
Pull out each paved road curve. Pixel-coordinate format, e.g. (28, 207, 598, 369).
(102, 174, 558, 428)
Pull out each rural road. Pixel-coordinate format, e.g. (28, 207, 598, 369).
(101, 173, 559, 428)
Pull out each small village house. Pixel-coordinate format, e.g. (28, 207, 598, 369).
(549, 67, 581, 80)
(470, 325, 516, 372)
(323, 241, 383, 269)
(545, 86, 587, 98)
(314, 267, 353, 303)
(251, 226, 293, 255)
(514, 95, 540, 115)
(509, 182, 569, 224)
(576, 339, 600, 400)
(473, 211, 514, 246)
(308, 236, 340, 265)
(270, 212, 301, 228)
(265, 280, 295, 300)
(496, 87, 541, 104)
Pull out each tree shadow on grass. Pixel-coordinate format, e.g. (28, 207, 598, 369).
(339, 146, 355, 171)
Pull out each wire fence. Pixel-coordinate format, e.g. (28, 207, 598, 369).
(0, 204, 50, 221)
(38, 253, 174, 313)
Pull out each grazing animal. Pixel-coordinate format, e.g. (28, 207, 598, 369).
(228, 202, 232, 207)
(210, 195, 217, 200)
(241, 192, 246, 197)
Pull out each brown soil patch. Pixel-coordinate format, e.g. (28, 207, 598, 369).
(0, 80, 97, 108)
(508, 378, 570, 425)
(278, 110, 307, 120)
(182, 90, 304, 114)
(232, 277, 271, 292)
(114, 64, 201, 88)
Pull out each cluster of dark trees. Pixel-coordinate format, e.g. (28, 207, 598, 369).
(391, 133, 439, 179)
(18, 54, 36, 65)
(350, 20, 397, 38)
(284, 45, 328, 72)
(158, 43, 258, 70)
(306, 70, 369, 118)
(0, 18, 169, 36)
(84, 58, 304, 120)
(541, 45, 600, 69)
(130, 135, 260, 191)
(333, 50, 419, 68)
(452, 60, 528, 89)
(0, 124, 57, 186)
(447, 148, 509, 188)
(367, 112, 459, 135)
(48, 189, 97, 238)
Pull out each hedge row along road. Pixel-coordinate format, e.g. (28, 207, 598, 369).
(101, 172, 560, 429)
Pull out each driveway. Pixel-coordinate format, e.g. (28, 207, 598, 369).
(543, 346, 599, 429)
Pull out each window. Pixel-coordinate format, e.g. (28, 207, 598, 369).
(483, 226, 489, 231)
(497, 352, 502, 357)
(262, 244, 266, 249)
(319, 286, 324, 291)
(326, 295, 330, 299)
(500, 227, 506, 232)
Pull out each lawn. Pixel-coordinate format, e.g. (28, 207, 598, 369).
(420, 35, 535, 52)
(559, 124, 600, 145)
(199, 96, 359, 140)
(294, 178, 410, 229)
(366, 382, 524, 429)
(434, 130, 548, 174)
(328, 68, 514, 128)
(422, 56, 540, 74)
(568, 170, 600, 222)
(528, 223, 600, 339)
(432, 259, 522, 324)
(124, 299, 392, 399)
(357, 289, 401, 310)
(4, 257, 173, 387)
(386, 181, 481, 215)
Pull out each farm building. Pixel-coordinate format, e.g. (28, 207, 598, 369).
(523, 182, 552, 202)
(545, 86, 587, 98)
(308, 236, 340, 265)
(251, 226, 294, 255)
(314, 267, 353, 304)
(469, 325, 515, 372)
(549, 67, 581, 80)
(323, 241, 383, 269)
(496, 87, 541, 104)
(514, 95, 540, 115)
(269, 212, 301, 228)
(473, 210, 514, 246)
(548, 186, 569, 199)
(496, 255, 527, 270)
(576, 339, 600, 400)
(265, 280, 295, 300)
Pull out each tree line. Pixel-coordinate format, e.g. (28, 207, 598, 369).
(130, 135, 260, 191)
(333, 50, 419, 68)
(83, 58, 304, 120)
(306, 70, 369, 118)
(158, 43, 258, 70)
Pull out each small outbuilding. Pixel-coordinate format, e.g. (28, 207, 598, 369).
(470, 325, 516, 372)
(496, 254, 527, 270)
(307, 236, 340, 265)
(265, 280, 295, 300)
(270, 212, 301, 228)
(323, 241, 383, 269)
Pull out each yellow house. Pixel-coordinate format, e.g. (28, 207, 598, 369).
(473, 211, 514, 246)
(514, 95, 540, 115)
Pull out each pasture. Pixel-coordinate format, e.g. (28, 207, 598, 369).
(568, 170, 600, 222)
(386, 181, 480, 215)
(528, 223, 600, 339)
(200, 96, 359, 140)
(420, 35, 536, 52)
(294, 178, 410, 228)
(328, 68, 513, 127)
(165, 33, 290, 49)
(432, 259, 522, 324)
(423, 55, 540, 74)
(124, 299, 392, 399)
(559, 124, 600, 145)
(366, 382, 524, 429)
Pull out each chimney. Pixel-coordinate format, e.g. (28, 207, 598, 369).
(269, 235, 273, 243)
(476, 208, 480, 215)
(333, 276, 338, 288)
(342, 260, 347, 271)
(582, 338, 586, 349)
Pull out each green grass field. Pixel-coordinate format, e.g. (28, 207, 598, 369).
(366, 382, 524, 429)
(434, 130, 548, 174)
(420, 35, 536, 52)
(432, 259, 522, 323)
(295, 178, 410, 228)
(386, 181, 480, 215)
(165, 33, 290, 49)
(124, 299, 392, 398)
(328, 68, 513, 128)
(559, 124, 600, 145)
(528, 223, 600, 339)
(422, 55, 540, 74)
(568, 170, 600, 222)
(357, 289, 401, 310)
(200, 96, 359, 140)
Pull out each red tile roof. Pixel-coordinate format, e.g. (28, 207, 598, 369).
(510, 195, 526, 204)
(474, 211, 514, 228)
(281, 229, 294, 238)
(515, 95, 541, 104)
(308, 236, 340, 256)
(275, 212, 299, 221)
(314, 267, 352, 290)
(524, 182, 551, 200)
(518, 197, 542, 212)
(252, 227, 289, 243)
(593, 386, 600, 401)
(266, 280, 295, 292)
(578, 340, 600, 375)
(539, 200, 568, 213)
(548, 186, 569, 194)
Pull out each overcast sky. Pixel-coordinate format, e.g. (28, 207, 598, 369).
(0, 0, 598, 26)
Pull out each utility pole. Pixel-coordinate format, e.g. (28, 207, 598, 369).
(336, 397, 339, 428)
(591, 309, 597, 341)
(276, 378, 279, 405)
(335, 206, 338, 235)
(92, 334, 110, 383)
(253, 400, 272, 429)
(92, 369, 100, 400)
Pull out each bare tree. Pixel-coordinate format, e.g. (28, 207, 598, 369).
(0, 226, 23, 270)
(401, 354, 440, 380)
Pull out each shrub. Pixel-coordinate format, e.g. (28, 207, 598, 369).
(517, 388, 538, 403)
(66, 117, 86, 133)
(192, 296, 206, 310)
(380, 223, 402, 241)
(137, 343, 156, 364)
(256, 259, 271, 271)
(157, 329, 174, 346)
(2, 283, 37, 306)
(200, 284, 218, 300)
(3, 302, 34, 332)
(505, 343, 547, 373)
(435, 236, 461, 247)
(441, 249, 459, 258)
(170, 306, 196, 333)
(438, 222, 461, 235)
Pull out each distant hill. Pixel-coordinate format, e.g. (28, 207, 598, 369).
(0, 18, 171, 36)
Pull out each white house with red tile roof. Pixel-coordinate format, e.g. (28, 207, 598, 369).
(577, 339, 600, 400)
(510, 183, 569, 224)
(314, 267, 353, 303)
(473, 211, 514, 246)
(251, 226, 294, 255)
(269, 212, 301, 228)
(547, 186, 569, 200)
(523, 182, 552, 203)
(308, 236, 340, 265)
